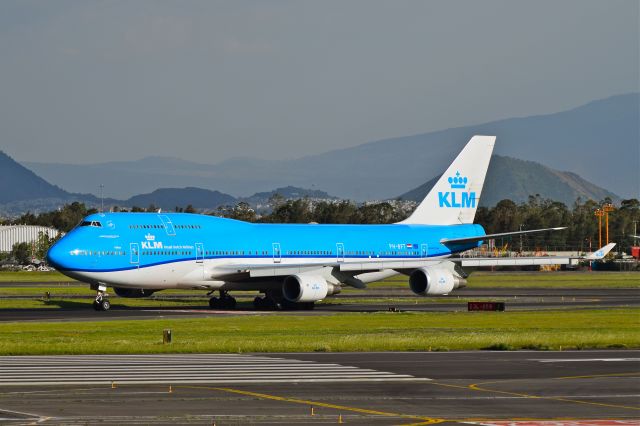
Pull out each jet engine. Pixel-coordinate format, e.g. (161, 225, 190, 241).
(409, 267, 467, 296)
(282, 274, 340, 303)
(112, 287, 158, 298)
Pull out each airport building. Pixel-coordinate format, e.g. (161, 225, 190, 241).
(0, 225, 63, 253)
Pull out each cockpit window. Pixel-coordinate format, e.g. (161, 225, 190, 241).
(79, 221, 102, 227)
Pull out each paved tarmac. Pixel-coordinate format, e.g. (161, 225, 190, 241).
(0, 287, 637, 322)
(0, 351, 637, 425)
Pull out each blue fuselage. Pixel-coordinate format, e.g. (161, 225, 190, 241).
(47, 212, 484, 288)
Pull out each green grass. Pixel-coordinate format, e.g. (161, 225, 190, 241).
(359, 271, 640, 289)
(0, 271, 75, 283)
(466, 271, 640, 288)
(0, 270, 637, 288)
(0, 309, 637, 355)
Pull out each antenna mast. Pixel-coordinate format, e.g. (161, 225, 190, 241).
(100, 184, 104, 213)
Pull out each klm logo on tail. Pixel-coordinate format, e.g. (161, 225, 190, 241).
(438, 171, 476, 208)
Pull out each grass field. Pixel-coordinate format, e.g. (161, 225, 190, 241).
(1, 270, 638, 289)
(0, 309, 636, 355)
(0, 271, 76, 283)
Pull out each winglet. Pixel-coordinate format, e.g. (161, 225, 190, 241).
(586, 243, 616, 260)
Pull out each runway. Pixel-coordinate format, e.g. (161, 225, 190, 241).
(0, 351, 637, 424)
(1, 287, 637, 322)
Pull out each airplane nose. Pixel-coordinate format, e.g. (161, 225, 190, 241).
(47, 240, 69, 270)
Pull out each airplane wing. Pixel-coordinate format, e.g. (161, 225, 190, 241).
(214, 243, 616, 279)
(440, 227, 566, 245)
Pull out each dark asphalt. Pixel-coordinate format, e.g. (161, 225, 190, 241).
(0, 351, 637, 425)
(0, 287, 637, 322)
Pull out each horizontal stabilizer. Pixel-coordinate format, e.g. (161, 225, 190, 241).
(440, 227, 567, 245)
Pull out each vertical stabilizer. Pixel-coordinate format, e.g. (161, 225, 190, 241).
(399, 135, 495, 225)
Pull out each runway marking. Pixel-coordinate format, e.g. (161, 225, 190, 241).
(531, 358, 640, 363)
(178, 385, 444, 425)
(467, 380, 640, 412)
(555, 372, 640, 380)
(0, 354, 427, 386)
(462, 421, 640, 426)
(141, 309, 273, 315)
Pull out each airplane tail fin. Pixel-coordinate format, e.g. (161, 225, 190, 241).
(399, 135, 495, 225)
(586, 242, 616, 260)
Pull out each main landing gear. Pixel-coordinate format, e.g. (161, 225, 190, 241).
(253, 290, 314, 310)
(208, 290, 236, 309)
(93, 285, 110, 311)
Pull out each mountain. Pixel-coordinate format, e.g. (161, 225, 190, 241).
(122, 186, 336, 211)
(0, 151, 70, 203)
(398, 155, 619, 206)
(242, 186, 337, 206)
(23, 93, 638, 200)
(123, 187, 236, 211)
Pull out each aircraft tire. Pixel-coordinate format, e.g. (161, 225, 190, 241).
(253, 296, 267, 310)
(209, 297, 220, 309)
(100, 300, 111, 311)
(224, 297, 237, 309)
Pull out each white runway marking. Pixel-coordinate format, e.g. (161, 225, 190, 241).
(0, 354, 427, 386)
(531, 358, 640, 363)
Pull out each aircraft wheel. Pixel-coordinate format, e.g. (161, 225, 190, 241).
(93, 301, 100, 311)
(209, 297, 220, 309)
(100, 299, 111, 311)
(224, 297, 237, 309)
(253, 296, 265, 309)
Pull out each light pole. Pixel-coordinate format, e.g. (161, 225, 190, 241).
(100, 184, 104, 213)
(594, 208, 604, 247)
(603, 204, 615, 244)
(519, 224, 524, 253)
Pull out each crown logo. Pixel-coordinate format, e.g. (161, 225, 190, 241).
(144, 233, 156, 241)
(448, 171, 467, 189)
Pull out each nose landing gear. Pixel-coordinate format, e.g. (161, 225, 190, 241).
(93, 285, 111, 311)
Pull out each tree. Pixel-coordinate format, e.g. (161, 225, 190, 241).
(11, 242, 30, 265)
(34, 231, 58, 261)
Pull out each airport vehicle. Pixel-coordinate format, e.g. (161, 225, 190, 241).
(46, 136, 615, 311)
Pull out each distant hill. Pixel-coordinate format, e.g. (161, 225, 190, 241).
(122, 186, 336, 211)
(23, 93, 639, 199)
(124, 187, 236, 210)
(399, 155, 619, 206)
(0, 151, 70, 203)
(242, 186, 337, 206)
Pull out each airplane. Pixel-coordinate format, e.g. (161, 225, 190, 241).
(46, 135, 616, 311)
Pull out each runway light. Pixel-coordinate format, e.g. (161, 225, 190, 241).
(311, 406, 315, 416)
(163, 329, 172, 344)
(111, 381, 116, 389)
(338, 414, 343, 423)
(169, 385, 172, 393)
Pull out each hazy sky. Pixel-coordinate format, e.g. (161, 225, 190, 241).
(1, 0, 638, 164)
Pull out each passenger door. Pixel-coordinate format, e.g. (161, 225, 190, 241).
(130, 243, 139, 265)
(159, 215, 176, 236)
(336, 243, 345, 262)
(272, 243, 281, 263)
(195, 243, 204, 263)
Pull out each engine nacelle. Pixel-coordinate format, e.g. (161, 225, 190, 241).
(112, 287, 158, 298)
(282, 274, 340, 303)
(409, 267, 466, 296)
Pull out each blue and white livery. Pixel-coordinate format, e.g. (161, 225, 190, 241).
(47, 136, 615, 311)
